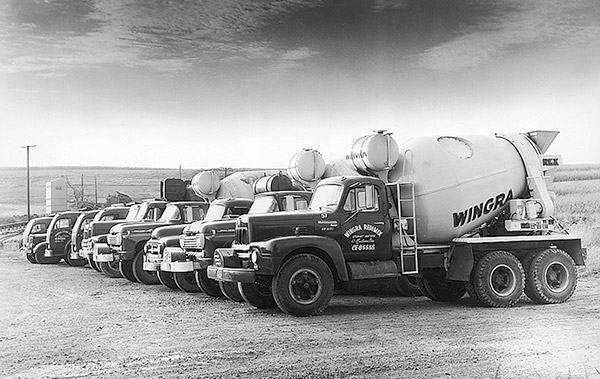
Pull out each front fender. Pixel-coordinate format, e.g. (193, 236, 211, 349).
(256, 236, 348, 281)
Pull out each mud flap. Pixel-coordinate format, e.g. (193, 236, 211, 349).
(446, 243, 473, 282)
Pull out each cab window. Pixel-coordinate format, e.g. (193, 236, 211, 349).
(56, 218, 73, 229)
(32, 223, 47, 233)
(343, 184, 380, 212)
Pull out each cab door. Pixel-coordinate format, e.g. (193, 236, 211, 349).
(339, 182, 392, 261)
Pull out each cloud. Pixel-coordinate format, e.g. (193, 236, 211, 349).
(417, 0, 600, 72)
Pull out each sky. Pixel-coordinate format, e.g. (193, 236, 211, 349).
(1, 0, 600, 170)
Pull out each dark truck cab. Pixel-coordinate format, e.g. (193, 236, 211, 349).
(91, 201, 167, 277)
(64, 210, 100, 266)
(145, 198, 253, 294)
(77, 205, 130, 265)
(35, 211, 82, 264)
(22, 216, 53, 264)
(108, 201, 209, 284)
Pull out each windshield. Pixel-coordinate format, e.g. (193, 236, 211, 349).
(125, 205, 141, 220)
(249, 197, 278, 214)
(204, 204, 225, 222)
(158, 205, 180, 222)
(309, 184, 343, 211)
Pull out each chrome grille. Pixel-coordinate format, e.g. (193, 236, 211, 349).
(235, 226, 249, 245)
(181, 235, 198, 249)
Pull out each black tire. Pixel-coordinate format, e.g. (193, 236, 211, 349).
(64, 245, 87, 267)
(195, 270, 223, 297)
(34, 242, 61, 264)
(219, 281, 245, 302)
(88, 257, 101, 272)
(132, 252, 160, 285)
(157, 270, 179, 290)
(419, 268, 466, 302)
(465, 282, 482, 304)
(119, 260, 137, 282)
(394, 276, 422, 297)
(415, 276, 434, 300)
(272, 254, 334, 317)
(239, 281, 277, 309)
(471, 250, 524, 308)
(524, 248, 577, 304)
(99, 261, 122, 278)
(26, 253, 37, 264)
(174, 272, 202, 293)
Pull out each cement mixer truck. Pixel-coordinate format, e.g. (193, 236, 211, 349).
(208, 130, 585, 316)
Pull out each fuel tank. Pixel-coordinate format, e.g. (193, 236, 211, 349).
(386, 134, 529, 243)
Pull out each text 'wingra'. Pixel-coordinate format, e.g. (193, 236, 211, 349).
(452, 189, 513, 227)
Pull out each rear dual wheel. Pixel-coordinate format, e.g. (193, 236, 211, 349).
(524, 248, 576, 304)
(239, 280, 277, 309)
(416, 268, 466, 302)
(470, 251, 524, 308)
(394, 275, 422, 297)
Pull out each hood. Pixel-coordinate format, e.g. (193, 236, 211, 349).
(151, 224, 187, 239)
(246, 210, 320, 243)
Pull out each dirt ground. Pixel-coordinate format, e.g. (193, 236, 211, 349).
(1, 241, 599, 379)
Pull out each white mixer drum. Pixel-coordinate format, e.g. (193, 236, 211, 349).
(347, 131, 400, 173)
(288, 149, 326, 183)
(190, 171, 221, 198)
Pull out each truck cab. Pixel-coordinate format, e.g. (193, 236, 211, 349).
(160, 192, 313, 296)
(107, 201, 209, 284)
(35, 211, 82, 264)
(77, 205, 130, 265)
(64, 210, 100, 267)
(145, 198, 253, 293)
(22, 216, 53, 264)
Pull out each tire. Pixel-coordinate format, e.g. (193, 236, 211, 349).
(64, 245, 87, 267)
(34, 242, 61, 264)
(471, 250, 524, 308)
(157, 270, 179, 290)
(465, 282, 482, 304)
(174, 272, 202, 293)
(239, 281, 277, 309)
(419, 268, 466, 302)
(132, 252, 160, 285)
(99, 261, 122, 278)
(26, 253, 37, 264)
(195, 270, 223, 297)
(119, 260, 137, 282)
(219, 281, 245, 302)
(272, 254, 334, 316)
(524, 248, 577, 304)
(394, 276, 422, 297)
(88, 257, 101, 272)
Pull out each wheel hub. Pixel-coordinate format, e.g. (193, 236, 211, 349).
(289, 268, 322, 305)
(489, 264, 517, 297)
(545, 262, 569, 293)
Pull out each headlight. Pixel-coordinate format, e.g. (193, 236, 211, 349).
(251, 247, 260, 269)
(195, 233, 205, 249)
(121, 230, 130, 238)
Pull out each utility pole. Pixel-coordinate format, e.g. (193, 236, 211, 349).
(21, 144, 36, 221)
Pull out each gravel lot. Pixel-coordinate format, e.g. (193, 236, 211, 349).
(1, 241, 599, 379)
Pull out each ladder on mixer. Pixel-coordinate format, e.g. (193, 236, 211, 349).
(398, 148, 419, 275)
(398, 182, 419, 274)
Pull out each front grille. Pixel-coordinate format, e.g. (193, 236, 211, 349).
(181, 235, 198, 249)
(235, 226, 249, 245)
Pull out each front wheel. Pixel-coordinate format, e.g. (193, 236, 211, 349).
(272, 254, 334, 317)
(99, 261, 122, 278)
(174, 272, 202, 293)
(239, 280, 277, 309)
(132, 253, 160, 285)
(219, 281, 244, 302)
(471, 250, 524, 308)
(88, 257, 101, 272)
(119, 260, 137, 282)
(34, 242, 61, 264)
(26, 253, 37, 264)
(64, 245, 87, 267)
(157, 270, 179, 290)
(525, 248, 576, 304)
(195, 270, 223, 297)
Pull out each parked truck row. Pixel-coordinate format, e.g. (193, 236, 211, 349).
(21, 130, 586, 316)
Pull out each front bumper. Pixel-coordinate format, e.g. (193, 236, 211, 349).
(207, 265, 255, 283)
(93, 243, 117, 262)
(143, 253, 162, 271)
